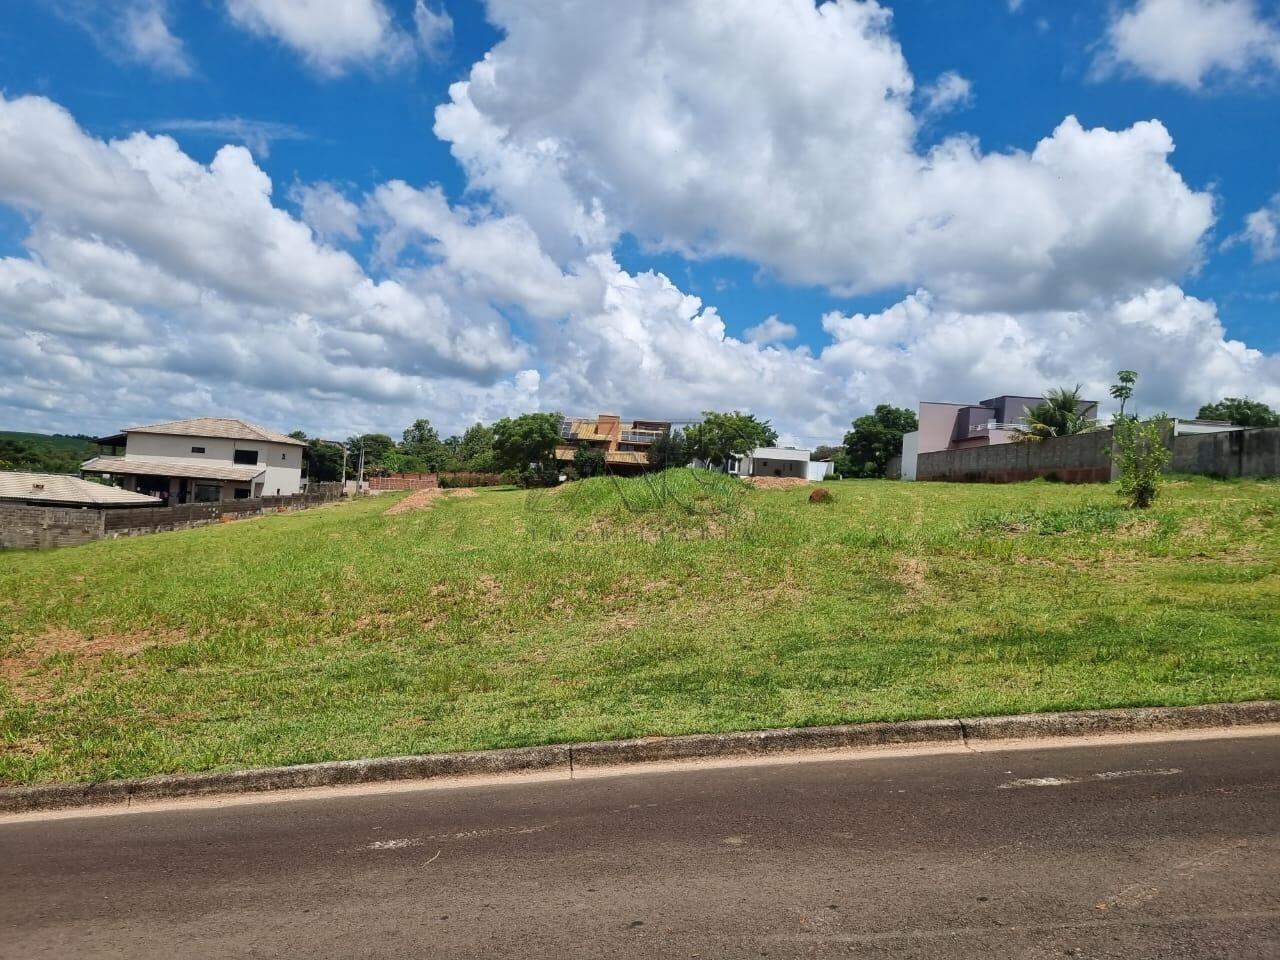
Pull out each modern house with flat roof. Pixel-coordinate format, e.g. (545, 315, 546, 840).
(717, 447, 835, 482)
(0, 471, 161, 508)
(555, 414, 673, 473)
(81, 417, 305, 503)
(899, 394, 1100, 481)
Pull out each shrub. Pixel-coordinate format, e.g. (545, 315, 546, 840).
(438, 472, 505, 489)
(1111, 417, 1171, 510)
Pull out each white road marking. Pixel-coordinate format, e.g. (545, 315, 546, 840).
(999, 768, 1182, 789)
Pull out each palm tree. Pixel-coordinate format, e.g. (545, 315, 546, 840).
(1014, 385, 1094, 442)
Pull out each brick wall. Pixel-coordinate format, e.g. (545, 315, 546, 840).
(0, 503, 105, 550)
(367, 473, 439, 491)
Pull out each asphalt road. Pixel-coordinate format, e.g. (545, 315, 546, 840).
(3, 732, 1278, 959)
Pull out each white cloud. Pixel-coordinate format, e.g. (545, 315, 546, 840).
(744, 315, 798, 345)
(291, 181, 362, 243)
(1094, 0, 1280, 90)
(437, 0, 1212, 311)
(414, 1, 454, 62)
(5, 5, 1280, 444)
(224, 0, 414, 75)
(921, 71, 974, 115)
(1226, 195, 1280, 261)
(149, 118, 309, 159)
(122, 0, 192, 75)
(49, 0, 193, 76)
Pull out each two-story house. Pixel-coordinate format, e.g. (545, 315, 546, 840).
(81, 417, 305, 504)
(555, 414, 673, 473)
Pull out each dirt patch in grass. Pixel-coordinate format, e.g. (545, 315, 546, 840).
(386, 487, 478, 515)
(746, 476, 809, 490)
(3, 626, 186, 699)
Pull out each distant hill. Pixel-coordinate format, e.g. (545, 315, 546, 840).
(0, 431, 98, 474)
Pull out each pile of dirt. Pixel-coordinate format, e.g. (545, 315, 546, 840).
(745, 476, 810, 490)
(808, 487, 834, 503)
(385, 487, 478, 515)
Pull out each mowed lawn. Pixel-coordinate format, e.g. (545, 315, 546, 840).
(2, 471, 1278, 786)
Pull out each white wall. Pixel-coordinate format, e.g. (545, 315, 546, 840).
(900, 431, 919, 481)
(124, 433, 303, 495)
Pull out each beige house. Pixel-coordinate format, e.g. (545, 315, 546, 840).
(82, 417, 305, 504)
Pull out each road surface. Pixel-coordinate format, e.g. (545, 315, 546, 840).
(3, 730, 1278, 958)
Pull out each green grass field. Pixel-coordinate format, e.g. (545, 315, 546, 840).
(2, 470, 1278, 786)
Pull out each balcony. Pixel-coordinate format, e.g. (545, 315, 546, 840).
(620, 429, 663, 444)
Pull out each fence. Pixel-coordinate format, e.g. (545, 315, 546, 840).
(916, 431, 1113, 483)
(367, 473, 439, 491)
(1, 483, 345, 550)
(914, 426, 1280, 484)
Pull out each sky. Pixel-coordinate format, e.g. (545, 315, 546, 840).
(0, 0, 1278, 445)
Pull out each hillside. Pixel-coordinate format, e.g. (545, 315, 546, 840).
(1, 473, 1277, 786)
(0, 431, 97, 474)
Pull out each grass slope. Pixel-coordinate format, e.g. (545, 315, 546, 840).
(2, 471, 1278, 786)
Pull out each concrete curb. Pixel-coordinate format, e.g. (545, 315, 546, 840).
(3, 700, 1277, 815)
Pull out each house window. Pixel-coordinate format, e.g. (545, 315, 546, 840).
(191, 446, 205, 454)
(194, 483, 220, 502)
(233, 449, 259, 465)
(234, 488, 251, 499)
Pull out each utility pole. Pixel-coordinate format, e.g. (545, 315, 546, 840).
(356, 442, 365, 491)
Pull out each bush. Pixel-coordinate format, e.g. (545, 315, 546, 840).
(519, 464, 562, 488)
(1111, 417, 1171, 510)
(439, 472, 505, 489)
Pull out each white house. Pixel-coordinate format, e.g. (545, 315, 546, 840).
(721, 446, 835, 482)
(81, 417, 305, 504)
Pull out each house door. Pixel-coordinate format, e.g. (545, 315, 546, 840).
(177, 478, 190, 504)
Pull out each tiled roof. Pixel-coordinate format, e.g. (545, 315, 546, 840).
(124, 417, 305, 446)
(81, 457, 266, 482)
(0, 471, 161, 506)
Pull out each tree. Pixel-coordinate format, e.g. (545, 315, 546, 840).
(685, 411, 778, 469)
(1197, 397, 1280, 428)
(400, 419, 453, 471)
(1112, 416, 1170, 509)
(1014, 386, 1094, 441)
(647, 428, 687, 471)
(457, 422, 497, 472)
(346, 433, 397, 475)
(574, 443, 607, 478)
(1110, 369, 1137, 419)
(842, 404, 918, 478)
(492, 412, 562, 484)
(291, 431, 345, 482)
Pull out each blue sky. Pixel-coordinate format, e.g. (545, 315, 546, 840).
(0, 1, 1278, 441)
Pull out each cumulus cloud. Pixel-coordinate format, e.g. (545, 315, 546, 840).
(0, 94, 532, 437)
(224, 0, 414, 75)
(436, 0, 1212, 312)
(1094, 0, 1280, 90)
(1226, 195, 1280, 261)
(744, 315, 798, 345)
(4, 3, 1279, 444)
(291, 181, 362, 243)
(921, 71, 974, 115)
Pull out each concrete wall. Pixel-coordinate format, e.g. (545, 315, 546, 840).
(913, 426, 1280, 484)
(1171, 427, 1280, 478)
(0, 504, 106, 549)
(917, 430, 1113, 483)
(1, 485, 343, 550)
